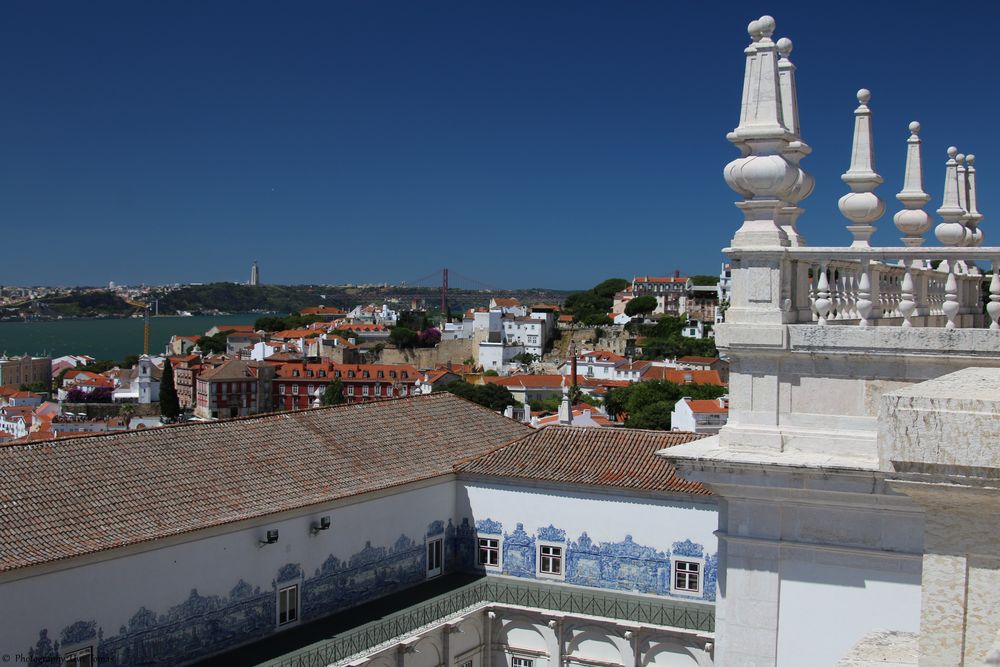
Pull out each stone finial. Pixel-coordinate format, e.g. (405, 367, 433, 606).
(893, 121, 931, 247)
(774, 35, 813, 247)
(964, 153, 983, 246)
(935, 147, 969, 246)
(839, 89, 885, 247)
(724, 15, 810, 249)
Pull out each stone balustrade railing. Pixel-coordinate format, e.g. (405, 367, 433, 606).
(729, 247, 1000, 329)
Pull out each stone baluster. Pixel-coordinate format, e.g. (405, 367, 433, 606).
(808, 263, 819, 321)
(899, 260, 916, 327)
(857, 259, 873, 326)
(844, 269, 857, 319)
(943, 262, 960, 329)
(935, 147, 968, 248)
(988, 262, 1000, 330)
(830, 268, 841, 319)
(894, 122, 931, 265)
(815, 262, 832, 325)
(839, 89, 885, 247)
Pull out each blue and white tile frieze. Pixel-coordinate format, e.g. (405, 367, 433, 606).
(24, 520, 458, 667)
(472, 518, 717, 602)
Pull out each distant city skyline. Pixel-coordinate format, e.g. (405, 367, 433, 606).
(1, 1, 997, 289)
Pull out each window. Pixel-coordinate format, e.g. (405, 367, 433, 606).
(478, 537, 500, 568)
(673, 560, 701, 594)
(390, 371, 397, 378)
(348, 385, 355, 396)
(278, 584, 299, 626)
(375, 385, 381, 396)
(319, 370, 326, 378)
(427, 538, 443, 577)
(538, 545, 563, 576)
(279, 385, 285, 395)
(512, 657, 533, 667)
(459, 661, 473, 667)
(64, 648, 93, 667)
(363, 385, 370, 397)
(377, 370, 384, 378)
(292, 385, 299, 395)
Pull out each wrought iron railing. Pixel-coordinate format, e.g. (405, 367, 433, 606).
(260, 578, 714, 667)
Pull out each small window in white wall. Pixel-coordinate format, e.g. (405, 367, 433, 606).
(538, 544, 563, 576)
(64, 648, 93, 667)
(478, 537, 500, 568)
(512, 657, 534, 667)
(459, 661, 473, 667)
(671, 559, 702, 595)
(278, 584, 299, 626)
(427, 537, 443, 577)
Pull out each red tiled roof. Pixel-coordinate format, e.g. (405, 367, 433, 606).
(641, 368, 724, 386)
(685, 399, 728, 414)
(678, 356, 720, 365)
(457, 425, 708, 495)
(300, 306, 346, 315)
(485, 374, 585, 389)
(557, 315, 574, 322)
(492, 298, 521, 308)
(0, 393, 531, 573)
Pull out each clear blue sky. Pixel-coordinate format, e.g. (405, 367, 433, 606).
(1, 1, 997, 289)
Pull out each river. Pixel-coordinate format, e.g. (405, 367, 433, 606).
(0, 314, 261, 361)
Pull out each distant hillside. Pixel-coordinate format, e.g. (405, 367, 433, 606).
(28, 291, 137, 318)
(154, 284, 337, 314)
(154, 283, 571, 316)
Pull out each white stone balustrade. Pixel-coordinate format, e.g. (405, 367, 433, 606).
(727, 246, 997, 329)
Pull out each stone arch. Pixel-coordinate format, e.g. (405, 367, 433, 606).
(408, 634, 443, 667)
(565, 623, 625, 665)
(500, 615, 548, 655)
(451, 616, 484, 659)
(641, 638, 701, 667)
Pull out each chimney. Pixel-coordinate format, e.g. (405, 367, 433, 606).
(674, 269, 680, 278)
(558, 382, 573, 426)
(503, 405, 514, 419)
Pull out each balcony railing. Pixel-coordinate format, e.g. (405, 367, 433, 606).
(261, 577, 714, 667)
(730, 247, 1000, 330)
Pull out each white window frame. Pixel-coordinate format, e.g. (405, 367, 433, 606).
(278, 583, 299, 626)
(511, 656, 534, 667)
(426, 537, 444, 578)
(669, 556, 704, 596)
(363, 385, 370, 397)
(348, 385, 355, 396)
(536, 541, 565, 580)
(477, 535, 502, 570)
(63, 647, 94, 667)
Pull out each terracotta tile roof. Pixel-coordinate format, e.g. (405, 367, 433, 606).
(272, 329, 321, 339)
(198, 359, 260, 381)
(677, 356, 720, 365)
(641, 368, 724, 386)
(0, 393, 531, 573)
(457, 425, 708, 495)
(214, 325, 255, 333)
(492, 298, 521, 307)
(558, 314, 573, 322)
(685, 399, 729, 414)
(484, 374, 585, 389)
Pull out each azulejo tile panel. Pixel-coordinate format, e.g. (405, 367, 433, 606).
(469, 519, 718, 602)
(24, 520, 460, 667)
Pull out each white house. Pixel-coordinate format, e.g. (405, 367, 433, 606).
(502, 317, 546, 359)
(671, 397, 729, 435)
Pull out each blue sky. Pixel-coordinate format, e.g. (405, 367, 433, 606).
(1, 1, 997, 289)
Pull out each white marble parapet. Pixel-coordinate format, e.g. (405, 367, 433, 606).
(879, 367, 1000, 474)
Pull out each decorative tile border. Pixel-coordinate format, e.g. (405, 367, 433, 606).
(468, 519, 718, 602)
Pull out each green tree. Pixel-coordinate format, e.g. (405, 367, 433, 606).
(321, 380, 346, 406)
(512, 352, 539, 367)
(196, 330, 234, 354)
(389, 326, 418, 349)
(592, 278, 630, 299)
(690, 275, 720, 287)
(19, 381, 51, 394)
(625, 400, 675, 430)
(625, 295, 658, 317)
(160, 359, 181, 419)
(438, 381, 515, 411)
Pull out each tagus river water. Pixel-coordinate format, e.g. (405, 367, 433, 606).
(0, 314, 260, 360)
